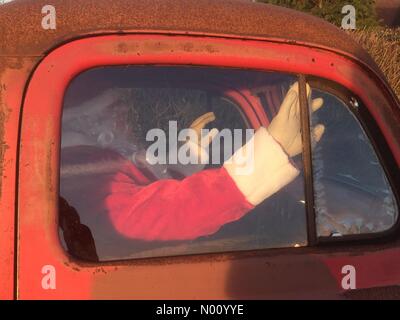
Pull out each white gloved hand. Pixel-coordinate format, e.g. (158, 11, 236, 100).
(182, 128, 219, 164)
(184, 112, 218, 165)
(267, 82, 325, 157)
(224, 127, 300, 206)
(167, 112, 219, 177)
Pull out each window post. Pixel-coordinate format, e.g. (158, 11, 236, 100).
(299, 74, 318, 245)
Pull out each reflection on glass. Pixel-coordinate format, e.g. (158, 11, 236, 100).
(60, 66, 307, 261)
(310, 89, 397, 237)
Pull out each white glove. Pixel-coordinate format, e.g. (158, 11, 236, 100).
(168, 112, 219, 177)
(224, 127, 300, 206)
(134, 112, 219, 179)
(267, 82, 325, 157)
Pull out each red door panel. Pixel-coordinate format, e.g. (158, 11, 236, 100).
(17, 34, 400, 299)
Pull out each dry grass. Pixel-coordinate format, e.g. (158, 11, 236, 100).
(349, 28, 400, 99)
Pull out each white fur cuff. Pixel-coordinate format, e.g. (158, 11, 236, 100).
(224, 127, 300, 206)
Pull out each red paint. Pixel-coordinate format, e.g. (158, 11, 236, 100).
(321, 246, 400, 291)
(13, 34, 400, 299)
(0, 63, 33, 300)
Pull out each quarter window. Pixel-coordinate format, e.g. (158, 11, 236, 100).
(309, 88, 398, 237)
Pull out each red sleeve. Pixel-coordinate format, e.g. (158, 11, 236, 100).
(104, 166, 254, 241)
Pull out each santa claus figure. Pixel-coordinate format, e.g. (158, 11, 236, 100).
(60, 81, 324, 258)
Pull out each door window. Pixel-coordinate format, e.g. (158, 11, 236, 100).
(59, 66, 308, 261)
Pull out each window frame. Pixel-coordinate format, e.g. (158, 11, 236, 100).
(16, 33, 400, 299)
(60, 67, 308, 261)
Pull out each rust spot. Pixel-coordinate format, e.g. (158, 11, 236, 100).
(116, 42, 128, 53)
(143, 40, 169, 52)
(183, 43, 194, 52)
(46, 141, 55, 194)
(7, 57, 24, 70)
(205, 45, 218, 54)
(0, 82, 11, 201)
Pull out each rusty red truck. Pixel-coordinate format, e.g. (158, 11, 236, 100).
(0, 0, 399, 299)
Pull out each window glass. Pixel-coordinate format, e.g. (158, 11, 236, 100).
(309, 88, 398, 237)
(59, 66, 307, 261)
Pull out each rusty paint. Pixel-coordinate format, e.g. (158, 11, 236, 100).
(0, 0, 383, 76)
(46, 140, 55, 194)
(0, 92, 11, 200)
(0, 56, 39, 300)
(2, 0, 397, 110)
